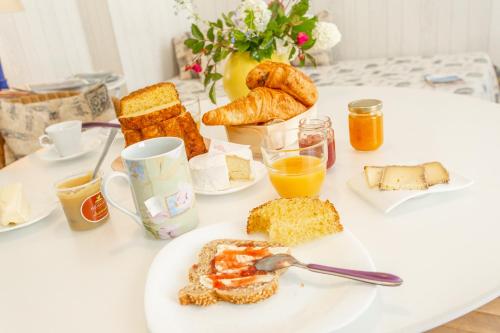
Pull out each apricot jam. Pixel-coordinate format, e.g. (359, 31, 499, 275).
(348, 99, 384, 151)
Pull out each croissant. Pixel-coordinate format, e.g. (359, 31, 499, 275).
(202, 87, 307, 126)
(246, 62, 318, 107)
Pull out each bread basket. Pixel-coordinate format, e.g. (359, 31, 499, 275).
(225, 105, 317, 158)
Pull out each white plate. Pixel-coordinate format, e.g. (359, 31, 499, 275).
(347, 171, 474, 213)
(0, 190, 57, 233)
(144, 221, 377, 333)
(36, 136, 103, 162)
(194, 161, 267, 195)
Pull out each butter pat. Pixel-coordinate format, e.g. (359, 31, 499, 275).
(0, 183, 31, 226)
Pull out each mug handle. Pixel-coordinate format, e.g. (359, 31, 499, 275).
(38, 134, 53, 148)
(102, 171, 143, 227)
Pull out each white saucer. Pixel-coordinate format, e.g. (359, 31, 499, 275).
(36, 137, 103, 162)
(194, 161, 267, 195)
(347, 170, 474, 213)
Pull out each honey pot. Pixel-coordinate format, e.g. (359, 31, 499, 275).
(55, 171, 109, 231)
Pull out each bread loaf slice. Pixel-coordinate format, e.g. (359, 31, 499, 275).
(423, 162, 450, 186)
(364, 166, 384, 188)
(379, 166, 428, 190)
(119, 82, 179, 117)
(178, 239, 287, 306)
(247, 198, 342, 246)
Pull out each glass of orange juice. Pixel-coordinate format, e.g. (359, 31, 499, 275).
(261, 128, 327, 198)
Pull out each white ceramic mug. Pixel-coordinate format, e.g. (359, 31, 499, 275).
(102, 137, 199, 240)
(38, 120, 82, 157)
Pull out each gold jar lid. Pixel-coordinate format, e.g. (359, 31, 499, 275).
(348, 99, 383, 114)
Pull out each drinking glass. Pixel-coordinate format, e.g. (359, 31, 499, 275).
(261, 128, 328, 198)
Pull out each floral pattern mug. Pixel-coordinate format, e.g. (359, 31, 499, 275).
(103, 137, 199, 239)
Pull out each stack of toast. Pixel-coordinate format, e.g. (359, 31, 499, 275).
(117, 83, 206, 159)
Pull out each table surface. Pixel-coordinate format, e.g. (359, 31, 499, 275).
(1, 86, 499, 333)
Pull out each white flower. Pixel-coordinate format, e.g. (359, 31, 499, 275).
(236, 0, 272, 32)
(275, 37, 297, 60)
(311, 22, 342, 51)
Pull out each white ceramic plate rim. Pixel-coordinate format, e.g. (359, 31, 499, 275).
(194, 160, 267, 195)
(0, 201, 57, 233)
(144, 220, 377, 333)
(347, 170, 474, 213)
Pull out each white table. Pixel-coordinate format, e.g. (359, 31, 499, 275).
(1, 87, 499, 333)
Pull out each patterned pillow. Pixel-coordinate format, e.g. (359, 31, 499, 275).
(173, 32, 200, 80)
(0, 84, 115, 160)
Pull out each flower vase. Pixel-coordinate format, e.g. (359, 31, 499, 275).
(222, 52, 289, 101)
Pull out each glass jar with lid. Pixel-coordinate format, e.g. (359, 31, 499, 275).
(299, 116, 336, 169)
(348, 99, 384, 151)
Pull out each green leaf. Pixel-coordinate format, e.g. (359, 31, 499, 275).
(216, 19, 223, 29)
(235, 41, 250, 52)
(290, 0, 309, 17)
(233, 30, 246, 42)
(208, 83, 217, 104)
(222, 13, 235, 27)
(220, 48, 231, 60)
(205, 44, 214, 53)
(210, 73, 223, 81)
(288, 47, 296, 60)
(207, 27, 214, 42)
(244, 10, 255, 30)
(203, 72, 211, 88)
(192, 40, 205, 53)
(191, 24, 204, 40)
(213, 47, 222, 62)
(184, 38, 199, 49)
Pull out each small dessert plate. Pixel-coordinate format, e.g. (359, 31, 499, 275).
(36, 136, 103, 162)
(347, 171, 474, 213)
(0, 192, 57, 233)
(194, 161, 267, 195)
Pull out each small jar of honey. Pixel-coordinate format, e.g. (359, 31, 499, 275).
(55, 171, 109, 231)
(348, 99, 384, 151)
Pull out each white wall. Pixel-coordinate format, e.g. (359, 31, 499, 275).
(0, 0, 499, 90)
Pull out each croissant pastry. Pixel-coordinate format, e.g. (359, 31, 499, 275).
(202, 87, 307, 126)
(246, 62, 318, 107)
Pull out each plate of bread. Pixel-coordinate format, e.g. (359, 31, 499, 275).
(145, 198, 378, 333)
(348, 161, 473, 213)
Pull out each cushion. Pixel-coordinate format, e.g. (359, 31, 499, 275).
(173, 32, 200, 80)
(0, 84, 115, 160)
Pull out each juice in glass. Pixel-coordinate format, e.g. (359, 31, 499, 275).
(268, 155, 326, 198)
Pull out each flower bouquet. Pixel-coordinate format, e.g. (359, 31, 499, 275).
(175, 0, 341, 103)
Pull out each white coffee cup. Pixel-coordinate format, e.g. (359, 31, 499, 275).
(38, 120, 82, 157)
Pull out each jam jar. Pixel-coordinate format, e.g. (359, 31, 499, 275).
(348, 99, 384, 151)
(299, 116, 336, 169)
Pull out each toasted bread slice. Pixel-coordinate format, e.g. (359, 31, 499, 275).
(364, 166, 384, 188)
(178, 239, 287, 306)
(423, 162, 450, 186)
(379, 165, 428, 190)
(119, 82, 179, 117)
(247, 198, 342, 246)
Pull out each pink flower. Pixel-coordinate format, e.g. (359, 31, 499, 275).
(296, 32, 309, 46)
(191, 63, 202, 73)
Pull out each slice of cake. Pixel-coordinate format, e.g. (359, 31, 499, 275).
(379, 165, 428, 190)
(247, 198, 342, 246)
(119, 82, 179, 117)
(364, 166, 384, 188)
(423, 162, 450, 186)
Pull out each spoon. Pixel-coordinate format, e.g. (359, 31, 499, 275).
(92, 127, 118, 179)
(255, 254, 403, 287)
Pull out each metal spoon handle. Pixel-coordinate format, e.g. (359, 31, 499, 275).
(306, 263, 403, 286)
(92, 128, 118, 179)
